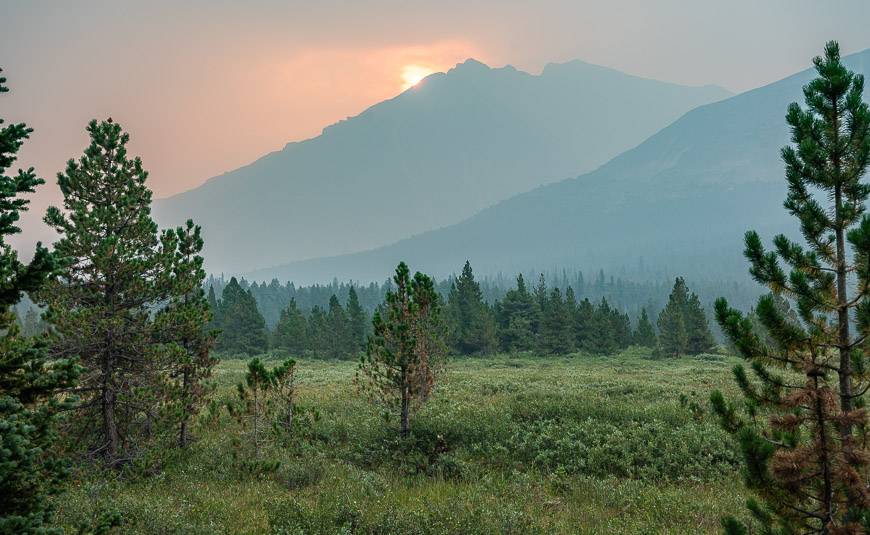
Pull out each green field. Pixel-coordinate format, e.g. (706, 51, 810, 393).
(53, 349, 749, 534)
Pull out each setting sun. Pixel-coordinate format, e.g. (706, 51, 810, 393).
(401, 64, 434, 90)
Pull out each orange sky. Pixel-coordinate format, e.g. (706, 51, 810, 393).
(3, 1, 870, 250)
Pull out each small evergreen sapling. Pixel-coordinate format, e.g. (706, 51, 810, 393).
(356, 262, 445, 438)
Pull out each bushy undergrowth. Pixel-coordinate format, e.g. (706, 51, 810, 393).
(52, 350, 747, 534)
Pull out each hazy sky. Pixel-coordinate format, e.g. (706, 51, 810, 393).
(3, 0, 870, 228)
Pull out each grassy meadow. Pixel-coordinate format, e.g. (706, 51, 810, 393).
(52, 349, 749, 534)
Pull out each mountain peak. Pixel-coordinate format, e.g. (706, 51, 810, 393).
(448, 58, 491, 74)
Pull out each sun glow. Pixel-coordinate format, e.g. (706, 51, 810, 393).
(401, 64, 434, 90)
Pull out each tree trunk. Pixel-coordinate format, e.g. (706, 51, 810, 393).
(101, 354, 118, 459)
(400, 367, 410, 438)
(178, 367, 190, 448)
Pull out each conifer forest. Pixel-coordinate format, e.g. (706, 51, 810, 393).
(4, 3, 870, 533)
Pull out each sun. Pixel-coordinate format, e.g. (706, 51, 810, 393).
(401, 64, 434, 90)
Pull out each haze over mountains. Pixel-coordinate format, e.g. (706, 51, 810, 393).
(247, 49, 870, 285)
(153, 59, 729, 273)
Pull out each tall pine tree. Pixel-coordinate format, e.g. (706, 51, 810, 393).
(272, 298, 308, 354)
(538, 287, 572, 355)
(712, 42, 870, 532)
(445, 261, 496, 355)
(0, 67, 79, 533)
(216, 277, 268, 355)
(346, 286, 369, 353)
(39, 118, 210, 464)
(633, 307, 657, 347)
(494, 274, 536, 352)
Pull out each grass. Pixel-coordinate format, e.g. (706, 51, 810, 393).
(52, 348, 749, 534)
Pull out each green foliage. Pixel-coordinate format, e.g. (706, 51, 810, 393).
(271, 298, 308, 354)
(445, 261, 497, 355)
(538, 287, 572, 355)
(494, 274, 536, 352)
(657, 277, 713, 356)
(712, 42, 870, 533)
(346, 286, 369, 353)
(216, 277, 268, 355)
(357, 262, 445, 438)
(228, 357, 298, 461)
(633, 308, 657, 347)
(52, 354, 747, 534)
(38, 118, 211, 465)
(0, 67, 80, 534)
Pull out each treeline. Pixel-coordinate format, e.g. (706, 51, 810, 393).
(210, 260, 716, 358)
(205, 268, 760, 330)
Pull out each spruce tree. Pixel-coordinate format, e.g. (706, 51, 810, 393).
(346, 286, 369, 353)
(657, 278, 690, 356)
(0, 68, 79, 533)
(39, 118, 210, 464)
(445, 261, 497, 355)
(633, 307, 657, 347)
(574, 298, 595, 352)
(712, 42, 870, 532)
(538, 287, 572, 355)
(356, 262, 444, 438)
(494, 274, 536, 352)
(685, 292, 715, 354)
(326, 294, 350, 359)
(153, 221, 217, 448)
(207, 284, 220, 329)
(216, 277, 268, 355)
(272, 298, 308, 354)
(307, 305, 328, 355)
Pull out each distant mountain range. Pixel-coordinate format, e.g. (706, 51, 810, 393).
(153, 59, 729, 273)
(247, 49, 870, 285)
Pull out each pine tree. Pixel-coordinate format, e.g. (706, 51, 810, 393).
(307, 305, 328, 355)
(657, 278, 690, 356)
(587, 298, 619, 355)
(633, 307, 657, 347)
(494, 274, 536, 352)
(356, 262, 444, 438)
(0, 68, 79, 533)
(538, 287, 572, 354)
(326, 294, 350, 359)
(346, 286, 369, 353)
(216, 277, 268, 355)
(39, 118, 209, 464)
(272, 298, 308, 354)
(685, 292, 715, 354)
(712, 42, 870, 533)
(574, 298, 595, 352)
(153, 221, 217, 448)
(445, 261, 496, 355)
(207, 285, 220, 329)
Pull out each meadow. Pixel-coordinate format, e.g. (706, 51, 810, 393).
(53, 349, 749, 534)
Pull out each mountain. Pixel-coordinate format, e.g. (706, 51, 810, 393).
(154, 59, 729, 272)
(247, 49, 870, 285)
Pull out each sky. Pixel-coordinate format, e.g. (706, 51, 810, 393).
(3, 0, 870, 246)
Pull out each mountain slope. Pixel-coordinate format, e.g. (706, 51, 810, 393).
(248, 49, 870, 284)
(154, 59, 729, 272)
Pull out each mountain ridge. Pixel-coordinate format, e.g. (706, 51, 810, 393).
(153, 57, 731, 272)
(243, 48, 870, 284)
